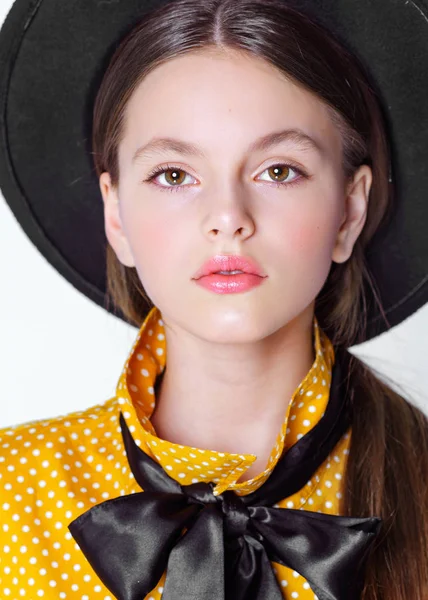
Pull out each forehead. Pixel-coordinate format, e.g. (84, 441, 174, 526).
(120, 49, 342, 164)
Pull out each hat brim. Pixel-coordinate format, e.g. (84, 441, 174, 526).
(0, 0, 427, 339)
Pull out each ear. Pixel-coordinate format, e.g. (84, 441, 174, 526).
(99, 172, 136, 268)
(332, 164, 372, 264)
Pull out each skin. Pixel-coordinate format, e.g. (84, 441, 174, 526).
(100, 48, 372, 481)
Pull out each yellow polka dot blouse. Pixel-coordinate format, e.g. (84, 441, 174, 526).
(0, 307, 351, 600)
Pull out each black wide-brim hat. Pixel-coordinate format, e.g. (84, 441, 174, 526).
(0, 0, 427, 339)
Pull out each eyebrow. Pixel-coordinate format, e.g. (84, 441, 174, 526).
(132, 128, 324, 163)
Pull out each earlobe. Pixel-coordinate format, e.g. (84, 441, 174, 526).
(332, 164, 372, 264)
(99, 172, 136, 268)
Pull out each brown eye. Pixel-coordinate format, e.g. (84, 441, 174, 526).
(267, 165, 291, 182)
(163, 168, 186, 186)
(257, 163, 305, 188)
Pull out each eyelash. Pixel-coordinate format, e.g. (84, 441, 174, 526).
(143, 161, 308, 193)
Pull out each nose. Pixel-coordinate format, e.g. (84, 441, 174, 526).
(203, 188, 256, 242)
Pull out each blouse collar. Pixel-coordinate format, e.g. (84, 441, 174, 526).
(114, 306, 335, 496)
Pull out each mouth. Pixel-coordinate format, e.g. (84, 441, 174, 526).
(193, 255, 266, 280)
(194, 271, 266, 294)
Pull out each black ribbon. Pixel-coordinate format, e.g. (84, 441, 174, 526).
(68, 355, 382, 600)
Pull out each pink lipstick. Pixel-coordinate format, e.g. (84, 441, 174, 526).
(193, 254, 267, 294)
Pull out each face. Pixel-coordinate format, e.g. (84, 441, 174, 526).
(100, 49, 372, 343)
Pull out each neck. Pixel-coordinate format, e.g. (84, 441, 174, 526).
(150, 307, 316, 459)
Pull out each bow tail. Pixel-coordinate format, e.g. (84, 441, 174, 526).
(161, 504, 225, 599)
(68, 491, 198, 600)
(224, 534, 285, 600)
(249, 506, 382, 600)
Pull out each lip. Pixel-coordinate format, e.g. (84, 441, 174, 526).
(195, 272, 266, 294)
(193, 254, 266, 280)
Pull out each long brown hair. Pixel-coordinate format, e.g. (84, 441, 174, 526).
(91, 1, 428, 597)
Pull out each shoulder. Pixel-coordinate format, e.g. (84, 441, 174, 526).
(0, 397, 135, 593)
(0, 396, 120, 445)
(0, 396, 123, 485)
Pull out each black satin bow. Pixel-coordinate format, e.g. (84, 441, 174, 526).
(68, 355, 382, 600)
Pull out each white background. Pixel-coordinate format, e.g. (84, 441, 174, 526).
(0, 0, 427, 429)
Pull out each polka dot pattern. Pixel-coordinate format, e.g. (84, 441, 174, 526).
(0, 307, 351, 599)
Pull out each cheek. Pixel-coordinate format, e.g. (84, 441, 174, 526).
(287, 220, 335, 256)
(268, 200, 341, 281)
(123, 206, 190, 286)
(130, 218, 175, 268)
(269, 210, 340, 310)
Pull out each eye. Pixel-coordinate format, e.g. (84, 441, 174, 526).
(257, 163, 305, 187)
(143, 161, 308, 193)
(143, 164, 196, 192)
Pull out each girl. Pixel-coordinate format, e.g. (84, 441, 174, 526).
(0, 0, 427, 598)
